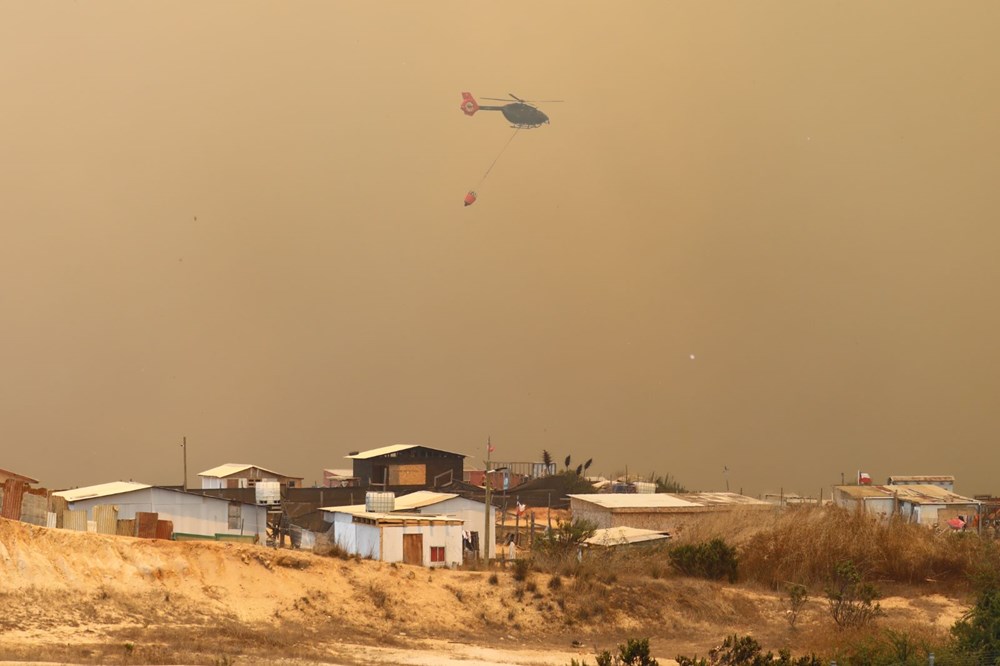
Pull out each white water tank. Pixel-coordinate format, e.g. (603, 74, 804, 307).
(365, 492, 395, 513)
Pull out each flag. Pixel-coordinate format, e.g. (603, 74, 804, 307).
(858, 472, 872, 485)
(487, 438, 495, 454)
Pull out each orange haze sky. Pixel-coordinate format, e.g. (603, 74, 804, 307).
(1, 2, 998, 497)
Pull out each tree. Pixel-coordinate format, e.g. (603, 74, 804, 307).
(654, 474, 688, 493)
(542, 449, 553, 474)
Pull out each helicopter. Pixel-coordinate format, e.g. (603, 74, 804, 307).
(460, 92, 561, 129)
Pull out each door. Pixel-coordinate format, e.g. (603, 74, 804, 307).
(402, 533, 423, 565)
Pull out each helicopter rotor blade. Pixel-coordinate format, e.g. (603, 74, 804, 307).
(481, 97, 513, 102)
(508, 93, 525, 102)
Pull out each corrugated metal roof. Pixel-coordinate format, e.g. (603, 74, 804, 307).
(0, 467, 39, 484)
(319, 490, 460, 514)
(570, 492, 768, 510)
(888, 475, 955, 483)
(835, 484, 979, 505)
(350, 511, 463, 524)
(677, 492, 770, 506)
(53, 481, 152, 502)
(585, 527, 671, 547)
(344, 444, 419, 459)
(569, 494, 699, 509)
(197, 463, 300, 479)
(835, 485, 892, 499)
(344, 444, 466, 460)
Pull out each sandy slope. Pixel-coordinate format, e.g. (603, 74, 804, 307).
(0, 518, 969, 665)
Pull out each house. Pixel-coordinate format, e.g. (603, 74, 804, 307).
(832, 484, 982, 528)
(568, 492, 771, 533)
(887, 475, 955, 492)
(346, 445, 465, 489)
(0, 467, 41, 522)
(320, 490, 496, 559)
(464, 468, 528, 491)
(52, 482, 268, 540)
(197, 463, 303, 490)
(322, 468, 360, 488)
(326, 510, 463, 567)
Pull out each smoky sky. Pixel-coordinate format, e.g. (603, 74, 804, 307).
(1, 2, 998, 497)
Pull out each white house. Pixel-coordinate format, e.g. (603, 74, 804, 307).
(569, 492, 771, 533)
(197, 463, 303, 490)
(320, 490, 496, 559)
(327, 510, 463, 566)
(52, 482, 268, 540)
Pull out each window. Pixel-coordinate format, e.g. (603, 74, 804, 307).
(430, 546, 445, 563)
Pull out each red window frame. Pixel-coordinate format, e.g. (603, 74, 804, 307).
(430, 546, 445, 563)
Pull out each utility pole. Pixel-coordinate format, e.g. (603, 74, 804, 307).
(483, 437, 492, 561)
(181, 436, 188, 491)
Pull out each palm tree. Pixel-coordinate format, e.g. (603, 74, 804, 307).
(541, 450, 553, 476)
(564, 455, 572, 471)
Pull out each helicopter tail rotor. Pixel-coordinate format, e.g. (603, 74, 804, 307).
(460, 92, 479, 116)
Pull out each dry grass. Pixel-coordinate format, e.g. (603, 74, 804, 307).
(737, 506, 990, 589)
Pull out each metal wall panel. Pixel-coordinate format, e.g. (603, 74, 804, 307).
(19, 492, 48, 526)
(135, 512, 158, 538)
(48, 496, 69, 528)
(63, 509, 88, 531)
(155, 519, 174, 540)
(94, 505, 119, 535)
(117, 519, 136, 537)
(1, 479, 25, 520)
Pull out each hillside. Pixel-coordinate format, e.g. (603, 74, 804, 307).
(0, 517, 969, 665)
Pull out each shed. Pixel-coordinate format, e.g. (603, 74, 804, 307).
(52, 482, 267, 540)
(833, 484, 982, 528)
(0, 467, 39, 485)
(320, 490, 496, 558)
(346, 444, 465, 489)
(568, 492, 771, 533)
(197, 463, 303, 490)
(328, 510, 463, 566)
(584, 526, 671, 548)
(322, 468, 360, 488)
(887, 475, 955, 492)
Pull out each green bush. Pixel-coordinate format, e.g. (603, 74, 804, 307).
(534, 519, 598, 558)
(668, 538, 738, 582)
(951, 586, 1000, 664)
(676, 635, 821, 666)
(825, 560, 883, 629)
(591, 637, 659, 666)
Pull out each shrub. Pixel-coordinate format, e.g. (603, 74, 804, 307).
(669, 538, 738, 583)
(534, 519, 598, 558)
(488, 573, 499, 585)
(512, 558, 531, 582)
(951, 586, 1000, 664)
(784, 583, 808, 628)
(676, 634, 822, 666)
(825, 560, 883, 629)
(583, 637, 659, 666)
(548, 574, 563, 591)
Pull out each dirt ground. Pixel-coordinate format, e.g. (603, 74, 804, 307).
(0, 518, 970, 665)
